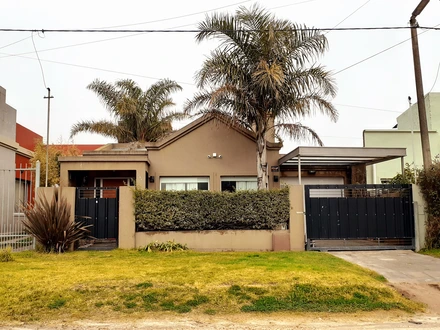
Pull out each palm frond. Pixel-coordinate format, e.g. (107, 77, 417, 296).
(275, 123, 323, 146)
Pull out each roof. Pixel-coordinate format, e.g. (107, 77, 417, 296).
(278, 146, 406, 168)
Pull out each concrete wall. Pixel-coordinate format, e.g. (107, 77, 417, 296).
(412, 184, 426, 251)
(36, 187, 76, 224)
(0, 86, 18, 226)
(118, 185, 303, 251)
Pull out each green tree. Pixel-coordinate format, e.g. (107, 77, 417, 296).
(185, 5, 337, 190)
(31, 141, 80, 187)
(71, 79, 184, 142)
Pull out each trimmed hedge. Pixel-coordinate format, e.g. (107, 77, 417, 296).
(134, 188, 290, 231)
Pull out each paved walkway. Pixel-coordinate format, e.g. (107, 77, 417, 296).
(330, 250, 440, 283)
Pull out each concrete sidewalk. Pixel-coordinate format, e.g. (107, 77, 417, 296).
(330, 250, 440, 283)
(331, 250, 440, 314)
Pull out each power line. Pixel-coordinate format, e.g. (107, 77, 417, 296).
(428, 60, 440, 93)
(0, 35, 31, 50)
(270, 0, 321, 10)
(334, 103, 401, 113)
(0, 26, 439, 33)
(0, 51, 196, 86)
(31, 32, 47, 89)
(325, 0, 372, 35)
(92, 0, 251, 30)
(334, 23, 439, 75)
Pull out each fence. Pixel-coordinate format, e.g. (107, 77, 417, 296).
(0, 162, 40, 251)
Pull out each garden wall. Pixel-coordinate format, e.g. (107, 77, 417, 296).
(119, 186, 305, 251)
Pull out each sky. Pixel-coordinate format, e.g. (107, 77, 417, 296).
(1, 0, 439, 154)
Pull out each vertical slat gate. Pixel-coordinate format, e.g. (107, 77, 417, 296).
(305, 184, 415, 250)
(75, 187, 119, 240)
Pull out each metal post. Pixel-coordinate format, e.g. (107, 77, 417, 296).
(401, 157, 405, 176)
(44, 88, 54, 187)
(298, 155, 302, 185)
(35, 160, 41, 191)
(410, 0, 432, 169)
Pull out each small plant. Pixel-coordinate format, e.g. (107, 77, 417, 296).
(140, 240, 189, 252)
(48, 298, 66, 309)
(0, 246, 14, 262)
(22, 188, 92, 253)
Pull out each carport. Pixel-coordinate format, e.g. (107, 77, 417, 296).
(278, 147, 415, 251)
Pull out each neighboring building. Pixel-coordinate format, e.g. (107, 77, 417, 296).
(59, 112, 406, 191)
(364, 93, 440, 183)
(0, 86, 42, 226)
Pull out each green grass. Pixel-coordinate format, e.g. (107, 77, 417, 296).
(0, 250, 421, 321)
(419, 249, 440, 258)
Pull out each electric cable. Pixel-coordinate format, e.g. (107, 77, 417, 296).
(31, 32, 47, 88)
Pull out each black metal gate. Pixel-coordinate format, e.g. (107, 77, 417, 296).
(75, 187, 119, 240)
(304, 184, 415, 251)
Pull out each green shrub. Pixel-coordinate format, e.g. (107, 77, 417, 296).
(134, 188, 289, 231)
(140, 240, 188, 252)
(418, 160, 440, 248)
(0, 246, 14, 262)
(22, 188, 92, 253)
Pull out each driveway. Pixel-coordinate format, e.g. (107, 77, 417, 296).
(331, 250, 440, 313)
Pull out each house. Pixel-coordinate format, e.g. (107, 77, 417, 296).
(57, 111, 419, 251)
(364, 92, 440, 183)
(59, 112, 407, 191)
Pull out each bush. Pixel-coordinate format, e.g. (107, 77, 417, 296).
(418, 160, 440, 248)
(134, 188, 289, 231)
(22, 188, 92, 253)
(389, 163, 416, 184)
(140, 240, 189, 252)
(0, 246, 14, 262)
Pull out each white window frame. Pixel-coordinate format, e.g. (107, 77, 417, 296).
(160, 177, 210, 191)
(221, 176, 258, 191)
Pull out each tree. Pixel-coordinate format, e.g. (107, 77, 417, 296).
(31, 140, 80, 187)
(185, 5, 337, 190)
(71, 79, 183, 143)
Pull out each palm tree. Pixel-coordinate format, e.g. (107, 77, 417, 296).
(185, 5, 337, 190)
(71, 78, 183, 143)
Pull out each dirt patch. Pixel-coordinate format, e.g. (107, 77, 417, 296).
(391, 283, 440, 314)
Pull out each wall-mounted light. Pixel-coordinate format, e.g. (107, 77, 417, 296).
(273, 175, 279, 182)
(149, 176, 155, 183)
(308, 170, 316, 175)
(208, 153, 222, 159)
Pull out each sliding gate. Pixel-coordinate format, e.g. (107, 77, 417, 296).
(305, 184, 415, 251)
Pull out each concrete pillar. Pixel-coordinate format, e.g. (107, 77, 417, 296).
(118, 186, 136, 249)
(289, 185, 305, 251)
(412, 184, 426, 251)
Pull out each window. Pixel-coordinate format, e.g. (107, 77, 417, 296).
(160, 177, 209, 191)
(221, 177, 257, 192)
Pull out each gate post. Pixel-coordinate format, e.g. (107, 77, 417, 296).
(119, 186, 136, 249)
(289, 185, 305, 251)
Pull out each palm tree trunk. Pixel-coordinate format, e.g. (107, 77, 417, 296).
(256, 133, 268, 190)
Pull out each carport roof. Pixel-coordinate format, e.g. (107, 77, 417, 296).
(278, 146, 406, 167)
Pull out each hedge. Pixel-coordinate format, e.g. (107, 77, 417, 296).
(418, 160, 440, 248)
(134, 188, 290, 231)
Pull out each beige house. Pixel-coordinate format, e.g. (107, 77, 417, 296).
(59, 113, 405, 190)
(364, 93, 440, 183)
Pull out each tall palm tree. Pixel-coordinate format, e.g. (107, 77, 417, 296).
(185, 5, 337, 190)
(71, 79, 183, 143)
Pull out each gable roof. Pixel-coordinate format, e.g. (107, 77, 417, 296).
(147, 112, 282, 151)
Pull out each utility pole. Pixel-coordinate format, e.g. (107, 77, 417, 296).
(44, 88, 53, 187)
(410, 0, 432, 169)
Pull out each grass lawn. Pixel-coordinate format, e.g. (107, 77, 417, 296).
(0, 250, 420, 322)
(419, 249, 440, 258)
